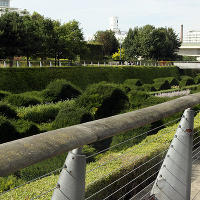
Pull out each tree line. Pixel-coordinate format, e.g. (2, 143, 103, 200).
(0, 10, 181, 65)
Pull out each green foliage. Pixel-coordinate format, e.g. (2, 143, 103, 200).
(0, 102, 18, 119)
(0, 90, 11, 101)
(12, 119, 40, 138)
(17, 101, 65, 123)
(0, 116, 17, 144)
(76, 82, 129, 119)
(5, 94, 41, 107)
(123, 25, 181, 61)
(0, 176, 24, 193)
(42, 79, 81, 102)
(112, 48, 125, 60)
(194, 74, 200, 84)
(124, 79, 143, 87)
(93, 30, 119, 56)
(128, 90, 149, 108)
(153, 80, 171, 90)
(179, 75, 195, 87)
(0, 67, 180, 93)
(52, 101, 93, 129)
(142, 84, 156, 91)
(153, 77, 179, 86)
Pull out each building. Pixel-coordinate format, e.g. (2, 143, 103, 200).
(0, 0, 19, 16)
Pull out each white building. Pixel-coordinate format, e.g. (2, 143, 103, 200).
(0, 0, 19, 16)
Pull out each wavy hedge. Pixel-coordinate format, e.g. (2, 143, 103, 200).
(0, 66, 182, 93)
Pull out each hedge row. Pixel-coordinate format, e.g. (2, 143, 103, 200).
(0, 66, 181, 93)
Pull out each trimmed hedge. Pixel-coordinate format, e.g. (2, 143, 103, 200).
(0, 116, 17, 144)
(194, 74, 200, 84)
(0, 90, 11, 101)
(0, 102, 18, 119)
(0, 66, 180, 93)
(153, 77, 179, 86)
(142, 84, 156, 92)
(153, 80, 171, 90)
(43, 79, 81, 103)
(124, 79, 143, 87)
(5, 94, 41, 107)
(179, 75, 195, 87)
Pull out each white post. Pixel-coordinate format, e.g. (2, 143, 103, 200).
(84, 61, 86, 67)
(59, 61, 62, 67)
(3, 61, 6, 67)
(16, 61, 19, 67)
(40, 61, 42, 67)
(150, 108, 194, 200)
(28, 61, 31, 67)
(98, 61, 100, 67)
(50, 61, 52, 67)
(52, 148, 86, 200)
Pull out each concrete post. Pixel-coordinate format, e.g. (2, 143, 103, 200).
(3, 61, 6, 67)
(40, 61, 42, 67)
(59, 62, 62, 67)
(28, 61, 31, 67)
(16, 61, 19, 67)
(84, 61, 86, 67)
(50, 61, 52, 67)
(51, 148, 86, 200)
(98, 61, 100, 66)
(150, 108, 194, 200)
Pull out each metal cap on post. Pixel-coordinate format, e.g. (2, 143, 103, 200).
(150, 108, 194, 200)
(51, 148, 86, 200)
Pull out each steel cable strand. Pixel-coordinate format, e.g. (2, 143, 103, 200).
(31, 186, 57, 200)
(192, 149, 200, 160)
(116, 170, 160, 200)
(192, 155, 200, 163)
(0, 167, 63, 197)
(101, 161, 163, 200)
(192, 190, 200, 200)
(86, 141, 170, 188)
(86, 150, 167, 200)
(192, 140, 200, 155)
(87, 128, 176, 174)
(86, 118, 181, 160)
(129, 180, 155, 200)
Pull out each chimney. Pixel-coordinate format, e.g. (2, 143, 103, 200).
(180, 24, 183, 43)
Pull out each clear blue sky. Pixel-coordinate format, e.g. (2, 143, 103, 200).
(12, 0, 200, 39)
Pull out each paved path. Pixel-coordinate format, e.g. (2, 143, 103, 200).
(191, 157, 200, 200)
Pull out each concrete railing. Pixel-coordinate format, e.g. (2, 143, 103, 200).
(1, 93, 200, 177)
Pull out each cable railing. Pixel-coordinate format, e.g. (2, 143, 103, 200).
(1, 94, 200, 199)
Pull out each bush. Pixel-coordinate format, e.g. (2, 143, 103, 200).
(0, 116, 17, 144)
(42, 79, 81, 102)
(142, 84, 156, 92)
(179, 76, 195, 87)
(194, 74, 200, 84)
(124, 79, 143, 87)
(0, 102, 18, 119)
(17, 102, 65, 123)
(128, 90, 149, 108)
(76, 82, 129, 119)
(12, 119, 40, 138)
(154, 80, 171, 91)
(0, 90, 11, 101)
(52, 101, 94, 129)
(153, 77, 179, 86)
(5, 94, 41, 107)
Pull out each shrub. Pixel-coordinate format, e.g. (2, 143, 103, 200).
(124, 79, 143, 87)
(5, 94, 41, 107)
(0, 116, 17, 144)
(154, 80, 171, 91)
(76, 82, 129, 119)
(194, 74, 200, 84)
(42, 79, 81, 102)
(153, 77, 179, 86)
(179, 76, 195, 87)
(128, 90, 149, 108)
(12, 119, 40, 138)
(142, 84, 156, 92)
(17, 102, 65, 123)
(52, 101, 94, 129)
(0, 90, 11, 101)
(0, 102, 18, 119)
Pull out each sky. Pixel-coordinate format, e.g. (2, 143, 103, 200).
(11, 0, 200, 40)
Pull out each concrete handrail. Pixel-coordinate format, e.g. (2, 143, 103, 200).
(1, 93, 200, 176)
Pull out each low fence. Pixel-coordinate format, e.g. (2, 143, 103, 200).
(1, 93, 200, 199)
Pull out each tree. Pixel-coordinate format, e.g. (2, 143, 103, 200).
(0, 11, 24, 66)
(112, 48, 125, 60)
(94, 30, 119, 56)
(123, 25, 181, 61)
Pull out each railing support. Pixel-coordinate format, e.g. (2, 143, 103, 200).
(150, 108, 194, 200)
(51, 147, 86, 200)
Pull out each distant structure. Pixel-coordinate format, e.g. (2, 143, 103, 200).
(0, 0, 19, 16)
(178, 25, 200, 60)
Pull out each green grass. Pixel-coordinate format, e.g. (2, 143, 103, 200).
(2, 111, 200, 200)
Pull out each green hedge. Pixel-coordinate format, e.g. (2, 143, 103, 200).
(0, 66, 181, 93)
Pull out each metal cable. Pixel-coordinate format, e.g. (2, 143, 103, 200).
(87, 141, 169, 187)
(193, 134, 200, 144)
(193, 130, 200, 136)
(0, 167, 62, 196)
(192, 155, 200, 163)
(31, 186, 57, 200)
(192, 141, 200, 154)
(139, 191, 151, 200)
(192, 150, 200, 160)
(117, 170, 159, 200)
(102, 161, 163, 200)
(87, 128, 176, 174)
(130, 181, 155, 200)
(86, 117, 181, 159)
(86, 150, 166, 200)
